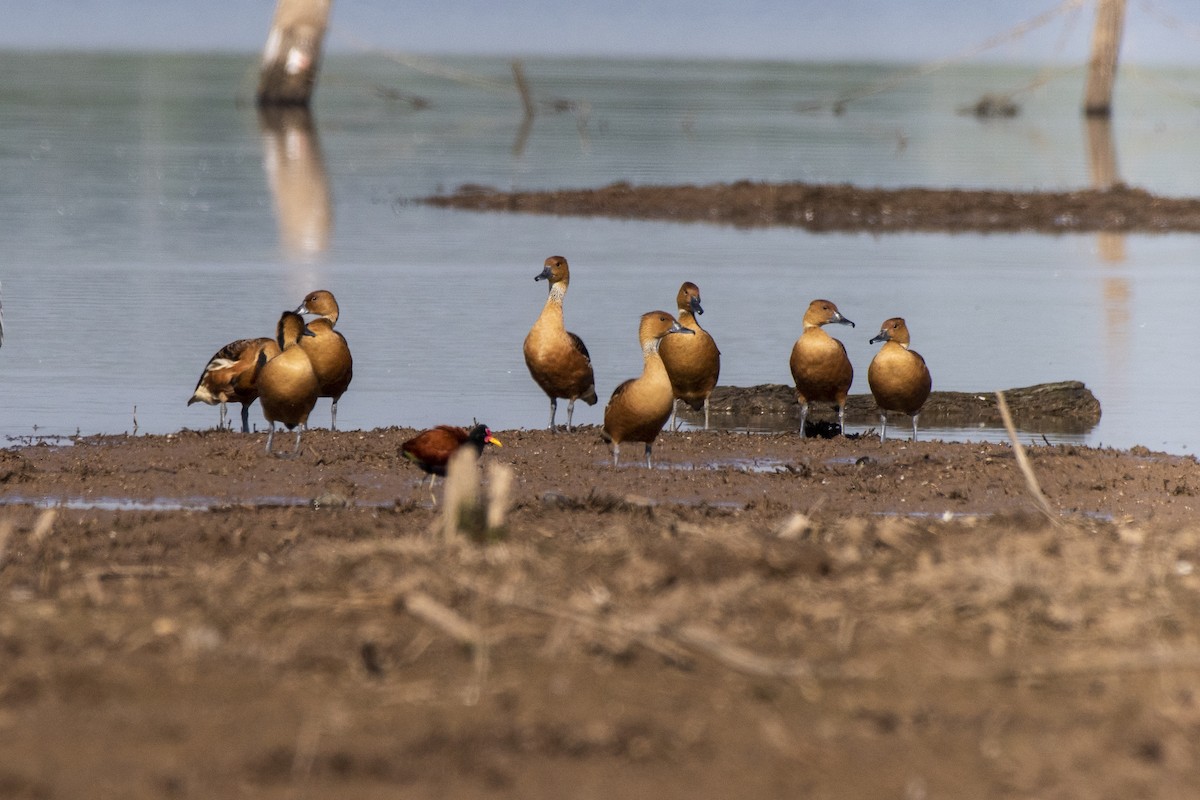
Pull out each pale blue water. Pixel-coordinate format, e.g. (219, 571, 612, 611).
(2, 52, 1199, 453)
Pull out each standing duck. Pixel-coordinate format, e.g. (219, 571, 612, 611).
(602, 311, 694, 467)
(789, 299, 855, 437)
(659, 281, 721, 431)
(294, 289, 353, 430)
(401, 423, 503, 496)
(188, 336, 281, 432)
(868, 317, 932, 441)
(257, 311, 319, 456)
(523, 255, 598, 431)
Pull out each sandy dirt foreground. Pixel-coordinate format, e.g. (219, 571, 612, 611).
(1, 426, 1200, 798)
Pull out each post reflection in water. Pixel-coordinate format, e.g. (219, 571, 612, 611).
(258, 106, 333, 267)
(1085, 114, 1125, 268)
(1085, 115, 1130, 415)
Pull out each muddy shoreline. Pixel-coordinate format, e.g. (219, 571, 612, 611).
(2, 426, 1200, 797)
(422, 180, 1200, 234)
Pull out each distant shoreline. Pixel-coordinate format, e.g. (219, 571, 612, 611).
(422, 180, 1200, 234)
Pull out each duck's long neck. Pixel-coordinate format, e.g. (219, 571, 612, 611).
(539, 282, 567, 323)
(641, 338, 668, 377)
(678, 309, 702, 331)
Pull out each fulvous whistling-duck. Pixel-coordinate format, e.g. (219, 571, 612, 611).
(868, 317, 932, 441)
(188, 337, 281, 432)
(257, 311, 319, 456)
(401, 423, 503, 496)
(659, 281, 721, 431)
(294, 289, 353, 430)
(523, 256, 598, 431)
(602, 310, 694, 467)
(789, 299, 855, 437)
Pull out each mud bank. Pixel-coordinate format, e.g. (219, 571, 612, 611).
(422, 180, 1200, 234)
(3, 418, 1200, 798)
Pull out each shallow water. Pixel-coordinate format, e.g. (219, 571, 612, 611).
(2, 52, 1199, 453)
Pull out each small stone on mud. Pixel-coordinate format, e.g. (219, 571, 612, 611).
(312, 491, 350, 509)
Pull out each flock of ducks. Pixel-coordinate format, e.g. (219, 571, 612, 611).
(187, 255, 932, 472)
(524, 255, 932, 467)
(188, 290, 353, 455)
(188, 288, 501, 478)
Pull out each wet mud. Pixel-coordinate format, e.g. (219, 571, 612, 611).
(2, 422, 1200, 798)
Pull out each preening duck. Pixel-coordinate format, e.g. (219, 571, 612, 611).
(294, 289, 353, 430)
(868, 317, 932, 441)
(188, 336, 281, 432)
(602, 310, 694, 467)
(523, 255, 598, 431)
(659, 281, 721, 431)
(789, 299, 855, 437)
(257, 311, 319, 456)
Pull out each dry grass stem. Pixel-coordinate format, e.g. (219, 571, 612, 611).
(995, 390, 1059, 524)
(441, 447, 480, 540)
(402, 590, 486, 648)
(672, 625, 814, 683)
(0, 520, 13, 569)
(29, 509, 57, 545)
(454, 580, 816, 687)
(485, 462, 513, 532)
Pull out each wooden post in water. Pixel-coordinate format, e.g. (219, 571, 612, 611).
(256, 0, 332, 107)
(1083, 0, 1125, 117)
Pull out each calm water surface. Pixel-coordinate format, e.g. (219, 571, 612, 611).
(2, 52, 1199, 453)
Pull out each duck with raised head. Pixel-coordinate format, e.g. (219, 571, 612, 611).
(602, 310, 694, 467)
(868, 317, 932, 442)
(188, 336, 281, 432)
(659, 281, 721, 431)
(523, 255, 598, 431)
(257, 311, 319, 456)
(401, 423, 503, 496)
(789, 299, 856, 437)
(294, 289, 353, 430)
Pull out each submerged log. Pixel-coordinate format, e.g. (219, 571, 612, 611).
(257, 0, 331, 107)
(683, 381, 1100, 434)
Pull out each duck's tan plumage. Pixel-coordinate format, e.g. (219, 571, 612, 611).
(602, 310, 694, 467)
(294, 290, 353, 430)
(659, 281, 721, 430)
(523, 256, 597, 431)
(789, 299, 855, 437)
(188, 336, 281, 432)
(868, 317, 932, 441)
(258, 311, 319, 456)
